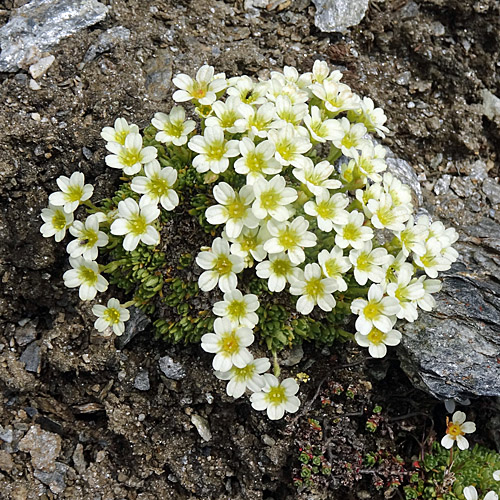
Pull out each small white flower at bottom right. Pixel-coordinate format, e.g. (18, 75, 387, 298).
(463, 485, 498, 500)
(440, 411, 476, 450)
(250, 374, 300, 420)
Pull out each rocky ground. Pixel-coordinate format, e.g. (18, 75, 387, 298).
(0, 0, 499, 498)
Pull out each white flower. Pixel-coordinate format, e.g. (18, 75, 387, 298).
(229, 226, 268, 263)
(383, 172, 413, 208)
(353, 143, 387, 183)
(188, 126, 240, 174)
(413, 237, 452, 278)
(196, 237, 244, 293)
(355, 326, 402, 358)
(151, 107, 196, 146)
(48, 172, 94, 214)
(40, 204, 74, 242)
(110, 198, 160, 251)
(267, 73, 309, 105)
(381, 252, 413, 286)
(348, 97, 390, 138)
(267, 124, 311, 168)
(250, 374, 300, 420)
(493, 470, 500, 482)
(101, 117, 139, 144)
(329, 117, 369, 158)
(264, 216, 317, 265)
(318, 247, 351, 291)
(334, 210, 373, 250)
(312, 60, 342, 84)
(290, 263, 337, 314)
(92, 298, 130, 336)
(201, 317, 254, 372)
(367, 193, 411, 232)
(386, 266, 425, 322)
(252, 175, 297, 222)
(215, 356, 270, 399)
(233, 102, 276, 138)
(256, 252, 301, 292)
(105, 133, 158, 176)
(213, 289, 260, 328)
(130, 160, 179, 211)
(304, 191, 349, 232)
(303, 106, 341, 143)
(67, 213, 109, 261)
(234, 138, 282, 184)
(464, 486, 499, 500)
(310, 80, 360, 115)
(355, 182, 384, 213)
(205, 96, 244, 133)
(172, 65, 227, 105)
(205, 182, 257, 238)
(441, 411, 476, 450)
(395, 216, 429, 257)
(63, 257, 108, 301)
(292, 159, 341, 195)
(226, 75, 269, 105)
(415, 276, 442, 312)
(349, 241, 391, 286)
(271, 95, 308, 129)
(351, 284, 400, 335)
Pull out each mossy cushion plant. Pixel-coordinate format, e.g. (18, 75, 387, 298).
(40, 61, 459, 420)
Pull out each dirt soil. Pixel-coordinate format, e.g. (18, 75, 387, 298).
(0, 0, 499, 499)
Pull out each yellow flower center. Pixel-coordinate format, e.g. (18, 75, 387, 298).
(342, 223, 361, 242)
(324, 259, 341, 277)
(219, 112, 238, 129)
(219, 331, 239, 354)
(341, 132, 356, 149)
(120, 148, 142, 167)
(240, 234, 257, 252)
(207, 142, 225, 161)
(80, 228, 98, 248)
(232, 363, 255, 381)
(316, 200, 334, 219)
(271, 259, 292, 277)
(278, 228, 299, 250)
(356, 253, 371, 271)
(164, 121, 185, 138)
(367, 327, 385, 345)
(147, 176, 170, 198)
(363, 302, 380, 320)
(127, 214, 148, 236)
(191, 82, 207, 99)
(227, 300, 247, 319)
(246, 153, 264, 173)
(305, 277, 324, 298)
(277, 142, 294, 161)
(266, 385, 286, 404)
(214, 254, 232, 275)
(260, 188, 280, 210)
(446, 422, 464, 438)
(227, 199, 246, 219)
(103, 307, 121, 324)
(114, 129, 129, 145)
(52, 211, 68, 230)
(78, 266, 98, 286)
(66, 184, 84, 203)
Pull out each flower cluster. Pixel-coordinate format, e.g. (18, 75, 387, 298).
(40, 62, 459, 420)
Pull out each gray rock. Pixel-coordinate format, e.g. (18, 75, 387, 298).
(451, 176, 474, 198)
(72, 444, 86, 474)
(114, 306, 151, 349)
(312, 0, 369, 33)
(34, 461, 69, 495)
(0, 426, 13, 444)
(83, 26, 131, 63)
(0, 0, 108, 72)
(15, 321, 37, 346)
(0, 450, 14, 472)
(134, 370, 151, 391)
(29, 54, 55, 79)
(19, 341, 42, 373)
(482, 177, 500, 206)
(190, 414, 212, 442)
(398, 217, 500, 401)
(433, 174, 452, 196)
(144, 49, 173, 102)
(466, 160, 488, 182)
(384, 147, 423, 206)
(482, 89, 500, 124)
(159, 355, 186, 380)
(281, 344, 304, 367)
(18, 425, 61, 473)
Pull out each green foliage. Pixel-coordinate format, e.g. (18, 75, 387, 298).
(406, 442, 500, 500)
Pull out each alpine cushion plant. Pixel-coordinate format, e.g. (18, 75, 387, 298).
(39, 61, 459, 420)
